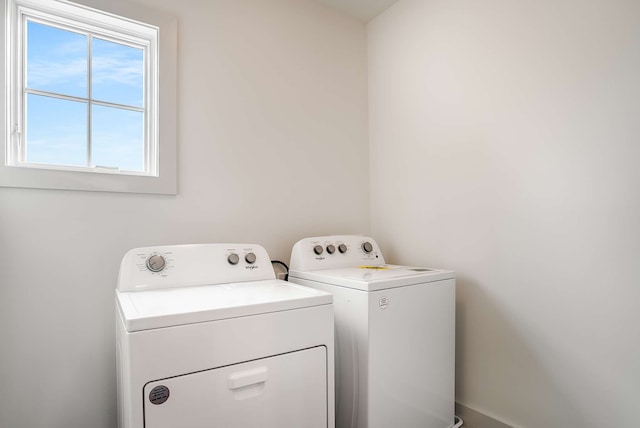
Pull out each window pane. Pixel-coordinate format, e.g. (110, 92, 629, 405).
(92, 38, 144, 107)
(26, 94, 88, 166)
(92, 105, 144, 171)
(26, 21, 87, 97)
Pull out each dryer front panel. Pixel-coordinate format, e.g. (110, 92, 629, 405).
(143, 346, 327, 428)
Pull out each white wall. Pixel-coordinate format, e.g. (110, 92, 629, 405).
(368, 0, 640, 427)
(0, 1, 369, 427)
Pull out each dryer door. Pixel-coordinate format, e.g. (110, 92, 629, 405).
(143, 346, 328, 428)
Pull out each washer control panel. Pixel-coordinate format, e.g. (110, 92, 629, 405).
(118, 244, 276, 292)
(289, 235, 385, 271)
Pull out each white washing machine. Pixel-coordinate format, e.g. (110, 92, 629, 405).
(116, 243, 335, 428)
(289, 235, 455, 428)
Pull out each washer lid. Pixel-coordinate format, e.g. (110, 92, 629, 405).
(289, 264, 455, 292)
(116, 279, 332, 332)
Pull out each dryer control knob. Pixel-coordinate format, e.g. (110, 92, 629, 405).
(227, 253, 240, 265)
(313, 245, 324, 255)
(245, 252, 257, 264)
(338, 244, 347, 254)
(146, 255, 166, 272)
(362, 241, 373, 253)
(326, 244, 336, 254)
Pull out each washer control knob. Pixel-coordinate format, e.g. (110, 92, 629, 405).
(326, 244, 336, 254)
(362, 241, 374, 253)
(245, 252, 257, 264)
(313, 245, 324, 255)
(338, 244, 347, 254)
(227, 253, 240, 265)
(146, 255, 166, 272)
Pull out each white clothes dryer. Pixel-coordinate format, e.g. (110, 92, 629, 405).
(116, 243, 335, 428)
(289, 235, 455, 428)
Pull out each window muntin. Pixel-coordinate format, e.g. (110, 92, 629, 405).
(7, 0, 158, 176)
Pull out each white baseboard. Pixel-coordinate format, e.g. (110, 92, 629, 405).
(455, 402, 514, 428)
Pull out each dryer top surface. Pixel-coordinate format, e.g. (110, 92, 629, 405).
(117, 279, 332, 332)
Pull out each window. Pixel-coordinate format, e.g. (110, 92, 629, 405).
(23, 20, 148, 172)
(1, 0, 177, 194)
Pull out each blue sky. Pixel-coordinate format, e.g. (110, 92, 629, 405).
(26, 20, 145, 171)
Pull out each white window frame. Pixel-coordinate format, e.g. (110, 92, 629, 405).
(1, 0, 177, 194)
(10, 1, 158, 175)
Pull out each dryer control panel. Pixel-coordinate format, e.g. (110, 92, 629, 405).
(118, 244, 275, 292)
(290, 235, 386, 271)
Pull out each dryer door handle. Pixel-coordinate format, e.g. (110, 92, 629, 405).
(228, 366, 269, 390)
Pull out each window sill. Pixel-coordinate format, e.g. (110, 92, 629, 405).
(0, 162, 176, 194)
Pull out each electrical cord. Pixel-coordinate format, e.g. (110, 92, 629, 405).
(270, 260, 289, 281)
(453, 415, 464, 428)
